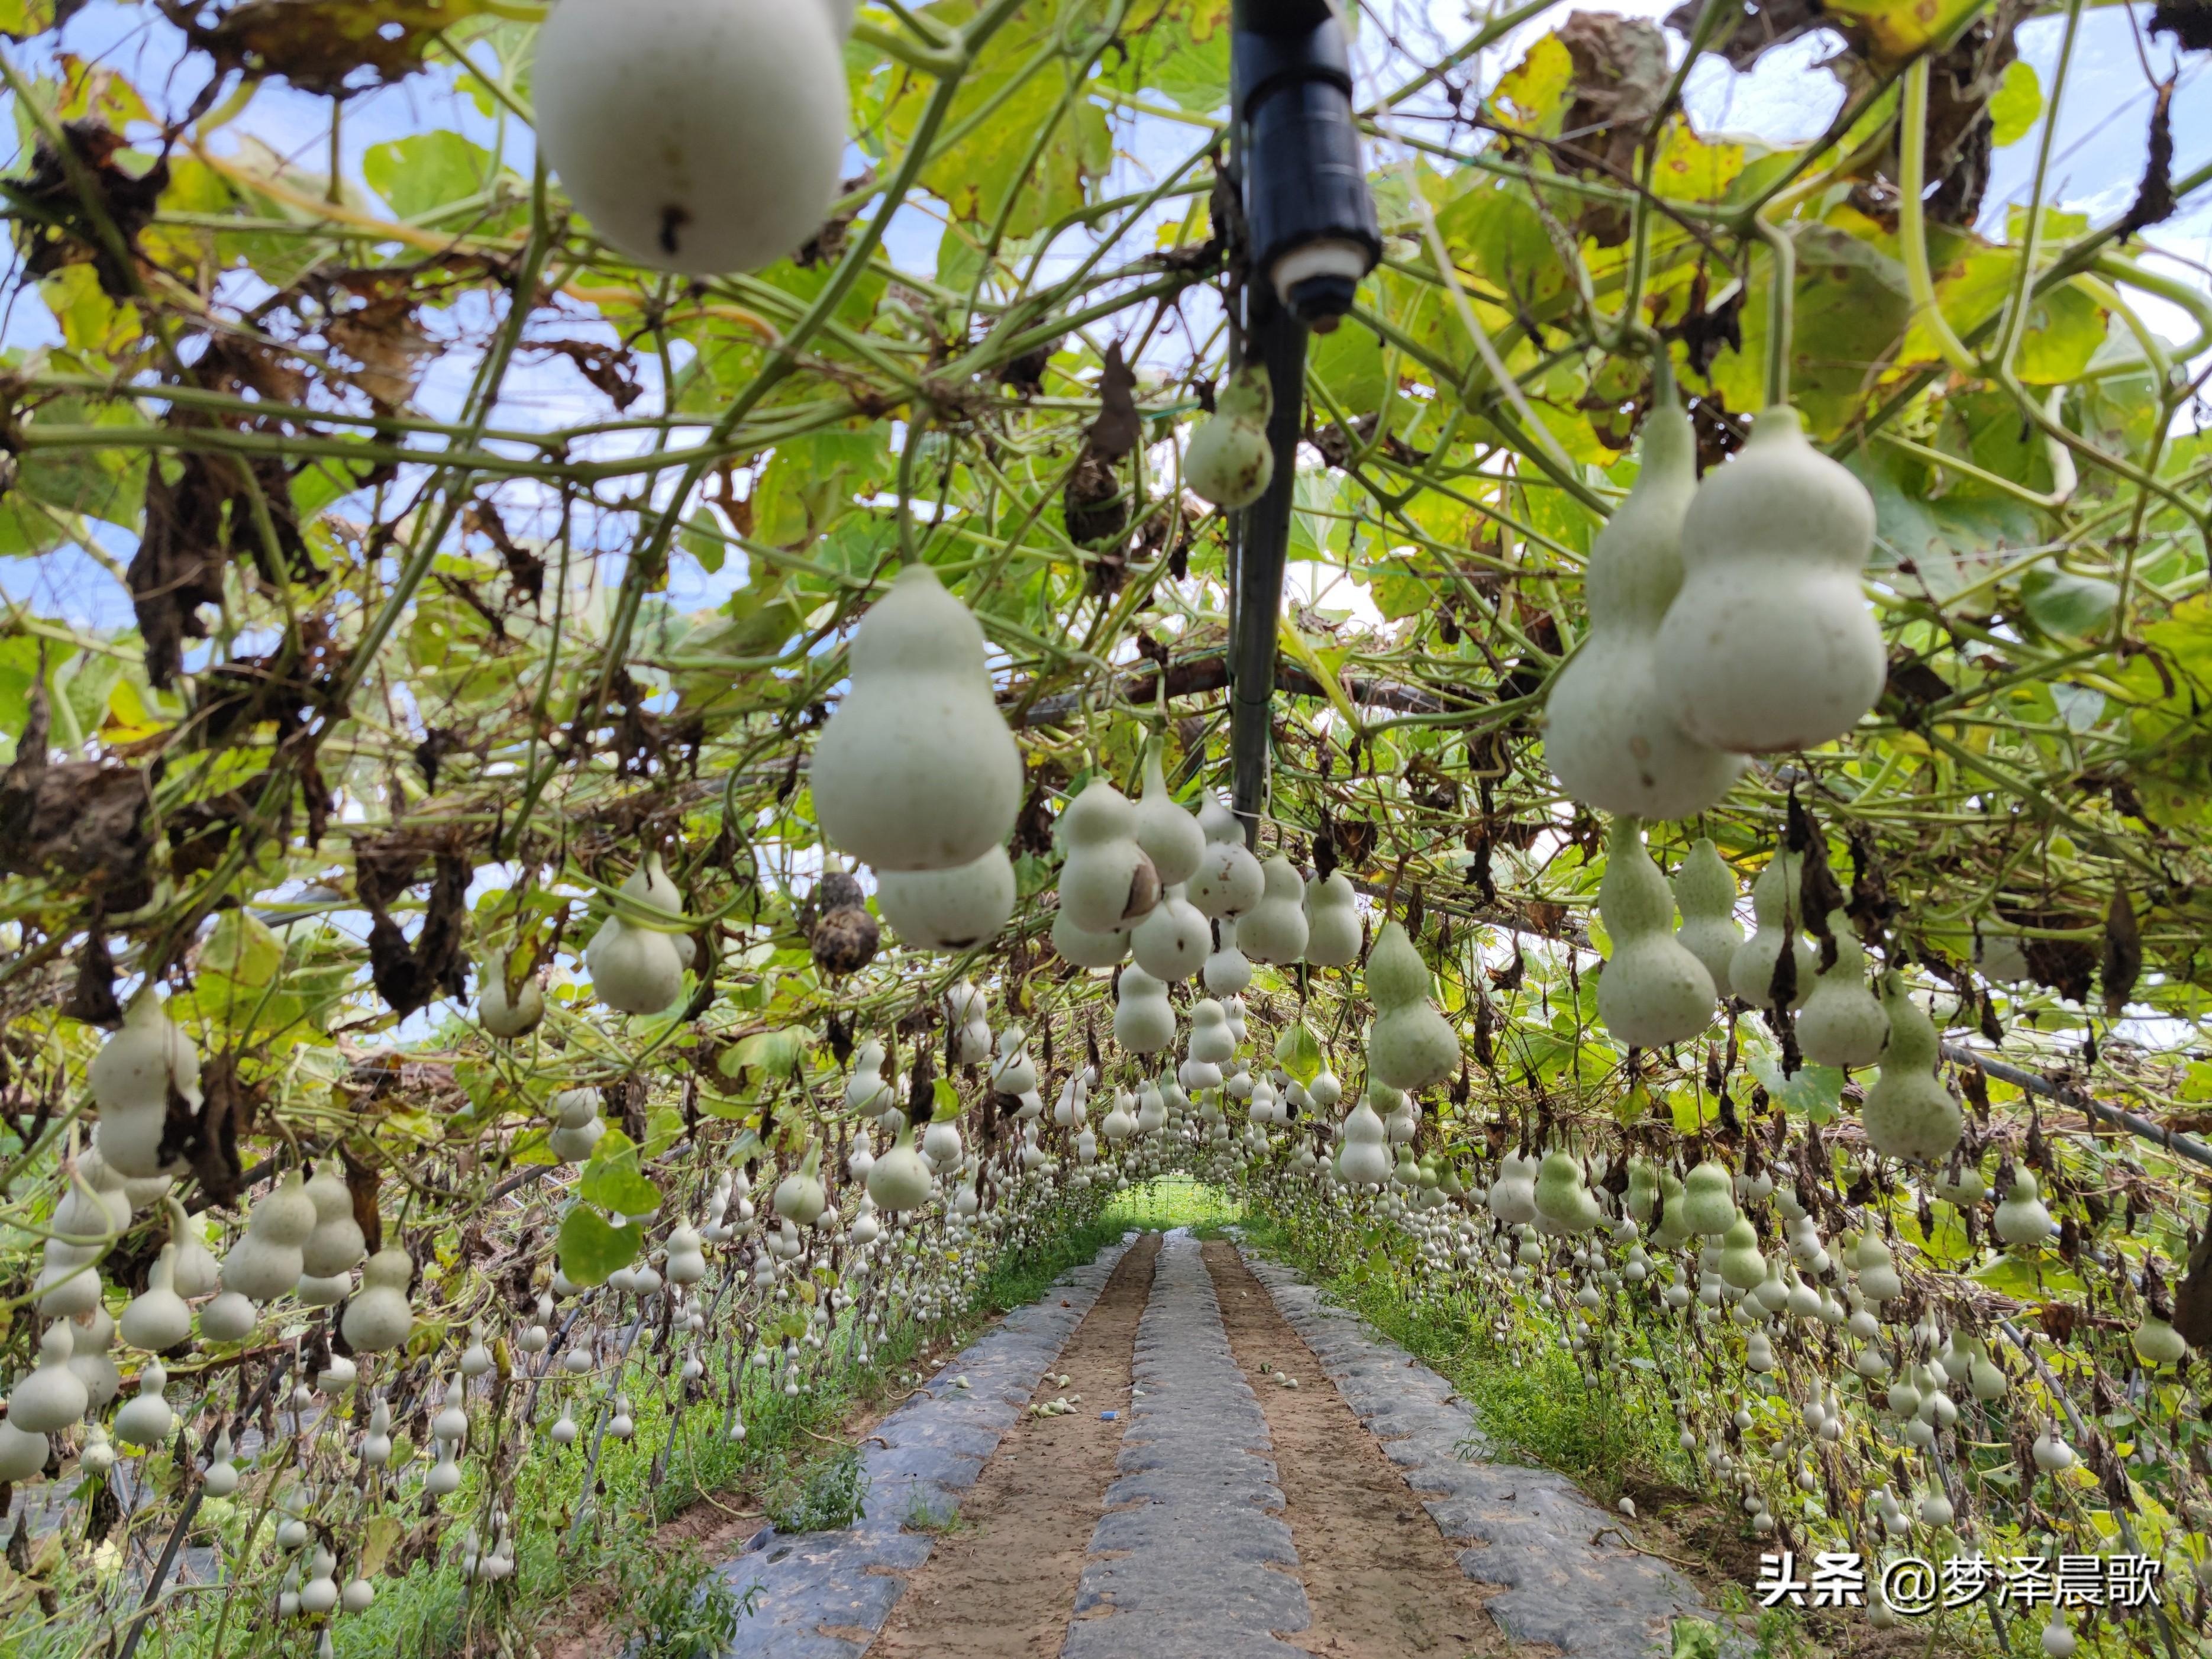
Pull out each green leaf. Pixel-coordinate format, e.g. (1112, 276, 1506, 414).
(2022, 569, 2118, 639)
(1989, 60, 2041, 149)
(363, 131, 496, 221)
(721, 1026, 812, 1080)
(932, 1077, 961, 1121)
(1273, 1019, 1323, 1084)
(557, 1204, 641, 1289)
(202, 911, 285, 988)
(1846, 441, 2043, 599)
(579, 1129, 663, 1219)
(1751, 1058, 1845, 1124)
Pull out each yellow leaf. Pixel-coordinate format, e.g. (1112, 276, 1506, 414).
(1277, 618, 1361, 732)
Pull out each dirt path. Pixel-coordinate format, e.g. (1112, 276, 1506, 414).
(871, 1232, 1163, 1659)
(1200, 1239, 1525, 1659)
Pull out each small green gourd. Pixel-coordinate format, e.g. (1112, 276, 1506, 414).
(1184, 364, 1274, 509)
(808, 563, 1024, 873)
(1596, 818, 1717, 1048)
(1653, 405, 1884, 753)
(2132, 1315, 2187, 1367)
(5, 1323, 88, 1433)
(1796, 912, 1890, 1070)
(1671, 840, 1742, 992)
(1648, 1171, 1694, 1248)
(876, 844, 1015, 950)
(1859, 974, 1961, 1163)
(1533, 1152, 1603, 1234)
(1365, 922, 1458, 1092)
(1237, 857, 1309, 965)
(1729, 851, 1817, 1009)
(342, 1249, 416, 1353)
(1679, 1161, 1737, 1236)
(1544, 391, 1742, 818)
(1718, 1217, 1767, 1292)
(1994, 1172, 2055, 1245)
(221, 1171, 316, 1302)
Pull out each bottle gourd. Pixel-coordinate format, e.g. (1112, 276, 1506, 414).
(1184, 364, 1274, 509)
(1859, 975, 1962, 1164)
(1365, 922, 1457, 1092)
(1596, 818, 1717, 1048)
(1545, 392, 1743, 818)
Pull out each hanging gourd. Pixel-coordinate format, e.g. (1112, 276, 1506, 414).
(1302, 870, 1362, 967)
(1596, 818, 1717, 1048)
(1652, 405, 1883, 753)
(867, 1119, 935, 1212)
(1131, 884, 1212, 982)
(68, 1308, 120, 1408)
(1365, 922, 1457, 1092)
(1680, 1161, 1738, 1236)
(89, 993, 201, 1180)
(299, 1167, 366, 1283)
(946, 980, 993, 1065)
(773, 1144, 827, 1225)
(120, 1247, 193, 1353)
(1796, 914, 1891, 1070)
(809, 564, 1023, 872)
(809, 866, 881, 974)
(112, 1360, 173, 1450)
(1859, 975, 1961, 1163)
(584, 906, 685, 1016)
(1203, 918, 1252, 994)
(877, 845, 1015, 951)
(1994, 1171, 2056, 1246)
(221, 1171, 315, 1302)
(1132, 737, 1205, 887)
(1670, 840, 1741, 993)
(477, 955, 545, 1039)
(1186, 793, 1264, 920)
(533, 0, 853, 276)
(1335, 1099, 1393, 1187)
(1729, 851, 1816, 1009)
(1052, 906, 1132, 969)
(5, 1323, 88, 1434)
(1114, 965, 1176, 1053)
(1533, 1152, 1603, 1233)
(1238, 857, 1310, 964)
(1543, 390, 1743, 818)
(345, 1250, 418, 1354)
(1057, 779, 1160, 935)
(1184, 363, 1275, 509)
(547, 1089, 607, 1163)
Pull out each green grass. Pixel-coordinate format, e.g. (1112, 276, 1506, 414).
(1099, 1176, 1243, 1236)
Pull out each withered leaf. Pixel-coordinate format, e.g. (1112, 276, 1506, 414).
(2102, 884, 2142, 1018)
(159, 0, 496, 98)
(1083, 341, 1141, 463)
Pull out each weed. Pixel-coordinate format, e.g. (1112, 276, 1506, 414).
(610, 1542, 753, 1659)
(902, 1490, 971, 1536)
(764, 1442, 868, 1534)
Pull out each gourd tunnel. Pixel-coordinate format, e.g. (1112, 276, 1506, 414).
(0, 0, 2207, 1657)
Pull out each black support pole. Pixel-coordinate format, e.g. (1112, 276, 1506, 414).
(1228, 289, 1307, 851)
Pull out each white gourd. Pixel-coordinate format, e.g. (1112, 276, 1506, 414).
(584, 914, 686, 1015)
(1238, 857, 1309, 964)
(1052, 906, 1132, 969)
(1596, 818, 1716, 1048)
(1994, 1172, 2055, 1246)
(1795, 912, 1891, 1069)
(121, 1247, 193, 1353)
(1203, 917, 1252, 994)
(113, 1360, 173, 1449)
(68, 1308, 120, 1407)
(1487, 1153, 1539, 1223)
(477, 957, 544, 1039)
(1187, 999, 1237, 1065)
(867, 1120, 935, 1212)
(2132, 1315, 2187, 1367)
(772, 1145, 826, 1225)
(221, 1171, 315, 1302)
(809, 564, 1023, 872)
(1131, 884, 1210, 982)
(844, 1044, 894, 1115)
(990, 1028, 1038, 1097)
(197, 1292, 256, 1343)
(877, 844, 1015, 951)
(1729, 852, 1817, 1009)
(921, 1120, 963, 1172)
(90, 994, 200, 1179)
(1184, 364, 1275, 508)
(1186, 794, 1264, 920)
(1335, 1101, 1393, 1187)
(1860, 976, 1961, 1163)
(299, 1169, 367, 1280)
(1302, 871, 1362, 967)
(0, 1417, 46, 1482)
(1057, 781, 1160, 934)
(343, 1250, 416, 1353)
(1132, 739, 1205, 887)
(1113, 966, 1176, 1053)
(533, 0, 851, 276)
(1544, 392, 1743, 816)
(547, 1089, 607, 1164)
(1671, 840, 1742, 991)
(1653, 405, 1883, 753)
(6, 1324, 88, 1432)
(1365, 922, 1457, 1091)
(665, 1227, 708, 1286)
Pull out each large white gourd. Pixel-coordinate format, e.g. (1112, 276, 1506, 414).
(1859, 976, 1961, 1163)
(1365, 922, 1457, 1091)
(810, 565, 1023, 872)
(1335, 1100, 1393, 1186)
(1131, 885, 1210, 982)
(1052, 907, 1131, 969)
(1544, 393, 1742, 817)
(1730, 851, 1816, 1009)
(1057, 780, 1160, 934)
(1132, 740, 1205, 887)
(90, 993, 199, 1179)
(6, 1324, 88, 1433)
(1671, 840, 1741, 992)
(120, 1247, 193, 1353)
(1238, 857, 1309, 964)
(299, 1169, 367, 1280)
(584, 915, 685, 1015)
(343, 1250, 416, 1353)
(867, 1120, 935, 1211)
(1113, 966, 1176, 1053)
(1187, 999, 1237, 1065)
(1186, 794, 1264, 920)
(221, 1170, 315, 1302)
(876, 845, 1015, 950)
(1302, 871, 1361, 967)
(1596, 819, 1716, 1048)
(1203, 917, 1252, 993)
(1795, 912, 1890, 1069)
(1653, 406, 1882, 753)
(533, 0, 850, 276)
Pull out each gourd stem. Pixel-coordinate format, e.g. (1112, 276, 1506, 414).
(1897, 58, 1980, 379)
(1751, 210, 1795, 412)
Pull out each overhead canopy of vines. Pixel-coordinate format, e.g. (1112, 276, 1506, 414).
(1, 0, 2211, 1651)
